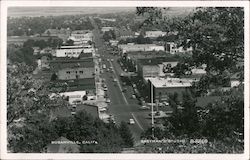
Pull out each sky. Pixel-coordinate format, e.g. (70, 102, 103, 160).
(8, 7, 194, 18)
(8, 7, 136, 17)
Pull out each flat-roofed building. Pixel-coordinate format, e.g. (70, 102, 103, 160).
(147, 77, 196, 102)
(118, 44, 165, 54)
(50, 58, 95, 80)
(55, 45, 84, 58)
(101, 27, 115, 33)
(69, 30, 93, 43)
(137, 57, 179, 78)
(145, 31, 167, 38)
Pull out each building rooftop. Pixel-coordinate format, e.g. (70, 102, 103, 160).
(62, 78, 96, 91)
(59, 45, 84, 49)
(147, 77, 194, 88)
(50, 58, 94, 70)
(137, 57, 179, 66)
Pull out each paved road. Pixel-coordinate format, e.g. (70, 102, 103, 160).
(90, 18, 151, 144)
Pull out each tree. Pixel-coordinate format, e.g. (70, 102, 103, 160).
(7, 63, 69, 152)
(119, 121, 134, 147)
(136, 7, 244, 73)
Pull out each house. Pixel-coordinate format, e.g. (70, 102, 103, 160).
(118, 44, 165, 54)
(50, 58, 95, 80)
(145, 31, 167, 38)
(109, 40, 119, 46)
(147, 77, 195, 102)
(45, 136, 80, 153)
(101, 27, 115, 33)
(40, 47, 53, 55)
(38, 56, 50, 69)
(166, 42, 193, 54)
(32, 47, 40, 55)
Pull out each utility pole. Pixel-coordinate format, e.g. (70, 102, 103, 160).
(151, 80, 154, 139)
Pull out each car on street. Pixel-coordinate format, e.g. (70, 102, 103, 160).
(113, 78, 117, 82)
(139, 105, 150, 110)
(111, 59, 114, 62)
(132, 94, 136, 99)
(106, 98, 111, 103)
(129, 118, 135, 125)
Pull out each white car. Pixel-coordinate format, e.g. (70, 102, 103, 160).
(140, 105, 150, 110)
(129, 119, 135, 125)
(111, 59, 114, 62)
(106, 99, 111, 103)
(113, 78, 117, 82)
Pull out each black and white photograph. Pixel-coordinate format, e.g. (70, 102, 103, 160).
(0, 1, 249, 159)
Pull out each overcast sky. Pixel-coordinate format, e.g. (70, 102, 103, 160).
(8, 7, 137, 17)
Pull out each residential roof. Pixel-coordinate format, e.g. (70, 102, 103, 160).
(46, 136, 80, 153)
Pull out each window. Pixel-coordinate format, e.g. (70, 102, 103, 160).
(80, 71, 83, 74)
(66, 71, 70, 74)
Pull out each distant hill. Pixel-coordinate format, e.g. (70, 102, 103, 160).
(8, 7, 194, 18)
(8, 7, 136, 17)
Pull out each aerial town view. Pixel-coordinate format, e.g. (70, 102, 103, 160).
(6, 7, 244, 153)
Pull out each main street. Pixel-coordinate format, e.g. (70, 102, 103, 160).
(90, 18, 151, 144)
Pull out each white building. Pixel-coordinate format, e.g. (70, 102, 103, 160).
(146, 77, 196, 102)
(118, 44, 165, 54)
(101, 27, 115, 33)
(69, 30, 93, 44)
(145, 31, 167, 38)
(55, 46, 83, 58)
(59, 91, 96, 105)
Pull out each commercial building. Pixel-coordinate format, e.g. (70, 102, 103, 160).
(136, 57, 179, 78)
(55, 46, 84, 58)
(118, 44, 165, 54)
(69, 30, 93, 43)
(147, 77, 195, 102)
(50, 58, 95, 80)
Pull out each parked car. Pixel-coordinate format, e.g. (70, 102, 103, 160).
(129, 118, 135, 125)
(140, 105, 150, 110)
(106, 98, 111, 103)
